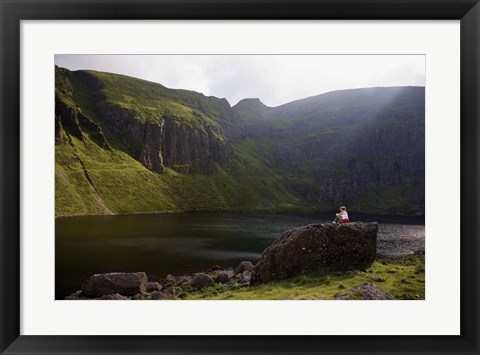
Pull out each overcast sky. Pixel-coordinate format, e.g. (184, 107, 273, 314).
(55, 55, 425, 107)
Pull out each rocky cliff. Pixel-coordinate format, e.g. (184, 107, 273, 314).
(55, 66, 425, 216)
(233, 87, 425, 215)
(55, 68, 231, 174)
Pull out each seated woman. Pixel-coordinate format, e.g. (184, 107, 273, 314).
(333, 206, 349, 224)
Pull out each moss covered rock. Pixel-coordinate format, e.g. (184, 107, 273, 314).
(251, 222, 377, 284)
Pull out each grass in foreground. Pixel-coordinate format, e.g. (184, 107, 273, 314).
(181, 254, 425, 300)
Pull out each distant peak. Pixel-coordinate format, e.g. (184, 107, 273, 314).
(233, 98, 267, 110)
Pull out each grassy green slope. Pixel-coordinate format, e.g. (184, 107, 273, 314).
(55, 67, 423, 217)
(168, 254, 425, 300)
(56, 66, 231, 139)
(86, 70, 228, 130)
(56, 132, 313, 216)
(56, 135, 175, 216)
(55, 66, 315, 217)
(228, 138, 315, 213)
(56, 143, 104, 216)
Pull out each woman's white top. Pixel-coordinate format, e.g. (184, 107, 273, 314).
(340, 211, 348, 220)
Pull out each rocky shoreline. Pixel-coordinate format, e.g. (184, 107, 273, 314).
(64, 222, 397, 300)
(66, 261, 256, 300)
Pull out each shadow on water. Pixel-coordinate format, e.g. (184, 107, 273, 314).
(55, 212, 424, 299)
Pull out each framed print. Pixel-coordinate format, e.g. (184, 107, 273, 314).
(1, 0, 479, 354)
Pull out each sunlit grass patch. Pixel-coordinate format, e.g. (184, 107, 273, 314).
(183, 254, 425, 300)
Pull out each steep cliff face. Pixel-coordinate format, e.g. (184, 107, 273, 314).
(55, 67, 231, 175)
(273, 121, 424, 214)
(55, 98, 110, 149)
(93, 102, 165, 172)
(94, 102, 231, 174)
(160, 117, 231, 174)
(55, 66, 425, 216)
(235, 87, 425, 215)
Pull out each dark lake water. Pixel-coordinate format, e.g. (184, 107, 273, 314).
(55, 212, 425, 299)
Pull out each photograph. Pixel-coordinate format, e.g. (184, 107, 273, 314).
(55, 54, 426, 301)
(2, 0, 478, 352)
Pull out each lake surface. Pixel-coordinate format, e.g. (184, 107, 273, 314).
(55, 212, 424, 299)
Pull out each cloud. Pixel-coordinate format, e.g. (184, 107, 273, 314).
(55, 54, 425, 107)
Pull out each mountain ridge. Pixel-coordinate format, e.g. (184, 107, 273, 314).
(55, 66, 424, 217)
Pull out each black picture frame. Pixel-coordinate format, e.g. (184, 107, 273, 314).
(1, 1, 479, 354)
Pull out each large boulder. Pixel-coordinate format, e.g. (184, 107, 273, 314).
(251, 222, 377, 285)
(81, 272, 148, 298)
(189, 273, 214, 289)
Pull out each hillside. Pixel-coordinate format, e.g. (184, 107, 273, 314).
(55, 67, 310, 216)
(55, 66, 424, 217)
(233, 87, 425, 215)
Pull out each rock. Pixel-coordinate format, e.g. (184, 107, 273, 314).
(237, 271, 252, 285)
(214, 267, 234, 276)
(151, 291, 166, 300)
(132, 293, 146, 300)
(174, 276, 192, 285)
(98, 293, 130, 300)
(215, 273, 230, 284)
(234, 261, 255, 274)
(215, 268, 234, 276)
(335, 283, 393, 300)
(95, 101, 232, 175)
(251, 222, 378, 284)
(161, 274, 176, 288)
(55, 100, 84, 141)
(215, 270, 235, 284)
(81, 272, 148, 298)
(65, 290, 85, 300)
(146, 282, 162, 292)
(189, 273, 214, 289)
(210, 265, 222, 271)
(161, 286, 176, 296)
(403, 261, 416, 266)
(160, 274, 191, 288)
(345, 270, 364, 275)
